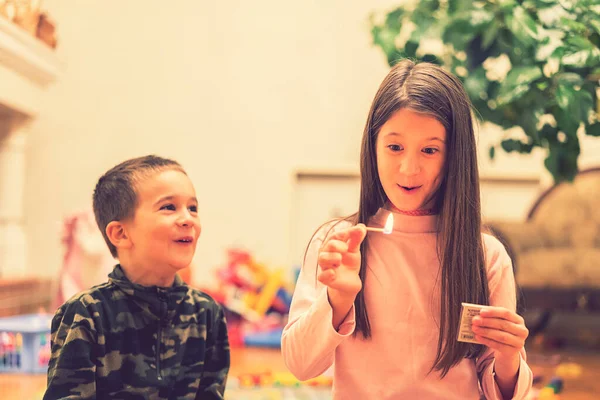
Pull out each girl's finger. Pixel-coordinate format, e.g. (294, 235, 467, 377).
(346, 224, 367, 252)
(328, 225, 366, 253)
(328, 228, 354, 242)
(471, 325, 524, 348)
(318, 252, 342, 270)
(317, 269, 336, 286)
(479, 307, 524, 325)
(472, 317, 529, 339)
(321, 239, 349, 254)
(474, 334, 516, 355)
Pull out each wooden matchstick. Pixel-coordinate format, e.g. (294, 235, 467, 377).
(366, 227, 386, 233)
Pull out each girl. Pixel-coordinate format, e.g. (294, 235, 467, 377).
(281, 60, 532, 399)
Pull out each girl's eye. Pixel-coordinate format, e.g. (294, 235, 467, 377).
(189, 205, 198, 213)
(423, 148, 439, 155)
(387, 144, 402, 152)
(160, 204, 176, 211)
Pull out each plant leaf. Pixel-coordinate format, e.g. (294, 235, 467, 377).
(562, 48, 600, 67)
(496, 86, 530, 106)
(448, 0, 473, 14)
(481, 19, 500, 50)
(535, 32, 564, 61)
(464, 66, 488, 100)
(495, 66, 542, 106)
(384, 8, 404, 33)
(505, 6, 539, 45)
(544, 136, 580, 183)
(501, 139, 534, 154)
(555, 82, 594, 126)
(555, 72, 584, 86)
(559, 17, 587, 34)
(555, 108, 581, 138)
(503, 65, 543, 88)
(538, 123, 558, 145)
(586, 123, 600, 137)
(589, 19, 600, 37)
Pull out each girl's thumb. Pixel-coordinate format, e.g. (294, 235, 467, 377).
(347, 224, 367, 252)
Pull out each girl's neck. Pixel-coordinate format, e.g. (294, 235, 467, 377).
(388, 203, 437, 216)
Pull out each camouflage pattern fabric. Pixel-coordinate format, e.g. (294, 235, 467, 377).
(43, 265, 230, 399)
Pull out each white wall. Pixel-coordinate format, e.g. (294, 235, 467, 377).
(24, 0, 600, 286)
(25, 0, 400, 285)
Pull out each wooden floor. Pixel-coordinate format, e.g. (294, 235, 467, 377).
(1, 347, 598, 399)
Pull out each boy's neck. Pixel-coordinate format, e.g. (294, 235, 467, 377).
(118, 261, 177, 287)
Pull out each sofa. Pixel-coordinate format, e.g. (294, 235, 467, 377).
(486, 167, 600, 347)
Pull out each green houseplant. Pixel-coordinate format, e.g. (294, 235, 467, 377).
(370, 0, 600, 183)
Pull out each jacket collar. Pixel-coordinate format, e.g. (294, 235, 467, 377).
(108, 264, 189, 322)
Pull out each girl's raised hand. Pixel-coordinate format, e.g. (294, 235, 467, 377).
(317, 224, 367, 297)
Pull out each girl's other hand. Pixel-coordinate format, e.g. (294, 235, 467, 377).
(471, 306, 529, 388)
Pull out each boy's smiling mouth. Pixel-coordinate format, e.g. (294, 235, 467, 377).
(175, 236, 194, 243)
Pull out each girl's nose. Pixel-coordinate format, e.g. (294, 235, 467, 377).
(399, 154, 421, 175)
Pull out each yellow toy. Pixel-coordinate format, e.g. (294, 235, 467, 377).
(555, 362, 582, 379)
(237, 371, 333, 388)
(537, 387, 560, 400)
(254, 268, 284, 316)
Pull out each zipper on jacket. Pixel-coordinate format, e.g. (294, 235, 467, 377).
(156, 320, 162, 380)
(156, 288, 168, 381)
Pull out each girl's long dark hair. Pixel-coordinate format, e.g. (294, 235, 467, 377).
(349, 60, 488, 377)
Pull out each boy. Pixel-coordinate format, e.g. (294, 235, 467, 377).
(43, 155, 230, 399)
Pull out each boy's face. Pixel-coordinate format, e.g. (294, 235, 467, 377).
(376, 108, 447, 211)
(123, 168, 201, 273)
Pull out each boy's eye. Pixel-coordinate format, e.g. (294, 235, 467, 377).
(160, 204, 176, 211)
(189, 205, 198, 213)
(387, 144, 403, 152)
(423, 148, 439, 155)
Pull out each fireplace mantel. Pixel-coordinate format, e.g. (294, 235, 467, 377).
(0, 16, 61, 117)
(0, 16, 61, 277)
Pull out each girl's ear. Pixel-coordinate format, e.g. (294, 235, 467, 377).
(106, 221, 132, 251)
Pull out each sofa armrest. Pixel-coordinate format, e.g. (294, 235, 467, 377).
(484, 220, 547, 258)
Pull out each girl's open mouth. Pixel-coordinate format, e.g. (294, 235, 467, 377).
(398, 184, 422, 193)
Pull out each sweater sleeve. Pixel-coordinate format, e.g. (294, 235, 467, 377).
(476, 235, 533, 400)
(43, 301, 97, 400)
(281, 220, 356, 381)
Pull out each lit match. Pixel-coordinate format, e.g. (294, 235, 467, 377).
(366, 213, 394, 234)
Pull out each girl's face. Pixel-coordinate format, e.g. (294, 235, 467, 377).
(376, 108, 447, 211)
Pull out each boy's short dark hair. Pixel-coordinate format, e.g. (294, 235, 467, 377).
(93, 155, 186, 258)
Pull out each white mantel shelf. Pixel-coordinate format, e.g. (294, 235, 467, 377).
(0, 16, 61, 278)
(0, 15, 61, 117)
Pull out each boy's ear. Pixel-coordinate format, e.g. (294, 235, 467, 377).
(105, 221, 132, 250)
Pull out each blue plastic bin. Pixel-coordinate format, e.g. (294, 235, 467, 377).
(244, 328, 282, 348)
(0, 313, 53, 373)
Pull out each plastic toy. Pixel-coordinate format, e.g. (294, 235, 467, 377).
(204, 248, 296, 348)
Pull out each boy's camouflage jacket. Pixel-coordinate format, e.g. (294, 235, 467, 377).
(43, 265, 230, 399)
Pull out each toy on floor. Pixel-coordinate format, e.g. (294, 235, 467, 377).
(536, 376, 563, 400)
(0, 313, 53, 373)
(555, 362, 582, 379)
(528, 360, 583, 400)
(203, 248, 295, 348)
(236, 371, 332, 388)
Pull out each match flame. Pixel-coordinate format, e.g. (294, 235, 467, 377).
(383, 213, 394, 234)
